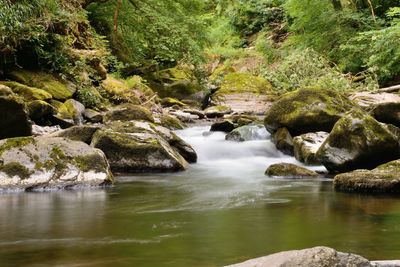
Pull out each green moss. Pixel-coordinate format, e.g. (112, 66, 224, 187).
(49, 146, 68, 174)
(0, 162, 32, 179)
(265, 163, 318, 177)
(160, 97, 187, 107)
(0, 81, 53, 101)
(101, 76, 140, 104)
(209, 65, 236, 84)
(158, 67, 192, 82)
(75, 153, 105, 173)
(104, 104, 154, 123)
(217, 72, 273, 95)
(160, 114, 186, 130)
(0, 137, 35, 157)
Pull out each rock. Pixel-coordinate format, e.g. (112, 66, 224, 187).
(57, 99, 85, 125)
(333, 160, 400, 193)
(91, 129, 188, 172)
(211, 73, 275, 115)
(272, 128, 294, 156)
(371, 102, 400, 127)
(101, 76, 140, 104)
(32, 125, 61, 136)
(9, 70, 76, 100)
(204, 105, 232, 118)
(0, 81, 53, 101)
(183, 109, 205, 119)
(104, 104, 154, 123)
(210, 120, 235, 132)
(264, 88, 353, 135)
(170, 110, 199, 122)
(83, 108, 103, 123)
(226, 246, 372, 267)
(0, 136, 113, 191)
(27, 100, 56, 125)
(265, 163, 319, 178)
(237, 118, 253, 127)
(0, 87, 32, 139)
(226, 124, 268, 142)
(293, 132, 329, 165)
(317, 110, 400, 173)
(160, 114, 186, 130)
(350, 91, 400, 109)
(161, 97, 187, 108)
(50, 125, 102, 144)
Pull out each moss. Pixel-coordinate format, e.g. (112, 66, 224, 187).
(158, 67, 193, 82)
(49, 146, 68, 174)
(0, 137, 35, 157)
(101, 76, 140, 104)
(28, 100, 56, 122)
(217, 72, 273, 95)
(9, 70, 75, 100)
(0, 162, 32, 179)
(104, 104, 154, 123)
(75, 153, 106, 173)
(160, 114, 186, 130)
(209, 65, 236, 83)
(0, 81, 53, 101)
(160, 97, 187, 107)
(265, 163, 318, 177)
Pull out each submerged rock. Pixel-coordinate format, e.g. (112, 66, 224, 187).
(210, 120, 235, 132)
(0, 136, 113, 191)
(334, 160, 400, 193)
(293, 132, 329, 165)
(317, 110, 400, 173)
(226, 246, 372, 267)
(225, 124, 268, 142)
(264, 88, 353, 135)
(265, 163, 318, 178)
(272, 127, 294, 156)
(0, 86, 32, 139)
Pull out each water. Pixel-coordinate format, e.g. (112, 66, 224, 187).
(1, 126, 400, 267)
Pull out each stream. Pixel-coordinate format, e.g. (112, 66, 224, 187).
(1, 126, 400, 266)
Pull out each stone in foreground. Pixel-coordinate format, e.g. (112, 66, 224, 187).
(265, 163, 318, 178)
(293, 131, 328, 165)
(0, 137, 113, 191)
(334, 160, 400, 193)
(225, 246, 372, 267)
(226, 124, 268, 142)
(272, 127, 294, 156)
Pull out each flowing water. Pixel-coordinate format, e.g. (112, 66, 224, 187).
(1, 126, 400, 267)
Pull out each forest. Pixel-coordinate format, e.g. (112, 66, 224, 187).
(1, 0, 400, 266)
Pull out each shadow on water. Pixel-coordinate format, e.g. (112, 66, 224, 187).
(0, 126, 400, 266)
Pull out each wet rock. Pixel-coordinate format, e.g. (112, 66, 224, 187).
(272, 127, 294, 156)
(317, 110, 400, 173)
(265, 163, 319, 178)
(264, 88, 353, 135)
(293, 132, 329, 165)
(161, 97, 187, 108)
(334, 160, 400, 193)
(226, 124, 268, 142)
(0, 81, 53, 101)
(50, 125, 102, 144)
(104, 104, 154, 123)
(0, 136, 113, 191)
(204, 105, 232, 118)
(91, 129, 188, 172)
(159, 114, 186, 130)
(169, 110, 199, 122)
(27, 100, 56, 125)
(210, 120, 235, 132)
(0, 86, 32, 139)
(226, 246, 372, 267)
(83, 108, 103, 123)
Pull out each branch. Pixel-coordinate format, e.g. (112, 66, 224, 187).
(376, 84, 400, 93)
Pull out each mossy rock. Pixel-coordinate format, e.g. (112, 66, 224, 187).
(264, 88, 354, 136)
(225, 124, 268, 142)
(101, 76, 140, 104)
(9, 70, 76, 100)
(161, 97, 187, 108)
(317, 110, 400, 173)
(0, 81, 52, 101)
(204, 105, 232, 118)
(333, 160, 400, 193)
(91, 129, 188, 172)
(272, 127, 294, 156)
(0, 84, 13, 96)
(293, 132, 329, 165)
(0, 136, 113, 190)
(216, 72, 273, 95)
(0, 92, 32, 139)
(104, 104, 154, 123)
(57, 99, 85, 125)
(209, 65, 235, 84)
(27, 100, 56, 125)
(157, 67, 193, 83)
(160, 114, 186, 130)
(265, 163, 319, 178)
(50, 125, 102, 144)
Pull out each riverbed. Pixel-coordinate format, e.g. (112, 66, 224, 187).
(0, 126, 400, 267)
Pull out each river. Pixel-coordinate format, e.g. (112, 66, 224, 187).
(0, 126, 400, 266)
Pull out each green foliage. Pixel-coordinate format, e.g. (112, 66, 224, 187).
(88, 0, 207, 69)
(76, 87, 103, 109)
(263, 49, 378, 93)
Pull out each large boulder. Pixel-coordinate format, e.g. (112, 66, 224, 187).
(9, 70, 76, 100)
(371, 102, 400, 127)
(104, 104, 154, 123)
(272, 127, 294, 156)
(317, 110, 400, 173)
(225, 124, 268, 142)
(264, 88, 353, 135)
(265, 163, 319, 178)
(293, 132, 329, 165)
(334, 160, 400, 193)
(0, 86, 32, 139)
(226, 246, 372, 267)
(91, 129, 188, 172)
(27, 100, 57, 125)
(212, 73, 275, 115)
(56, 99, 86, 125)
(0, 136, 113, 191)
(0, 81, 53, 101)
